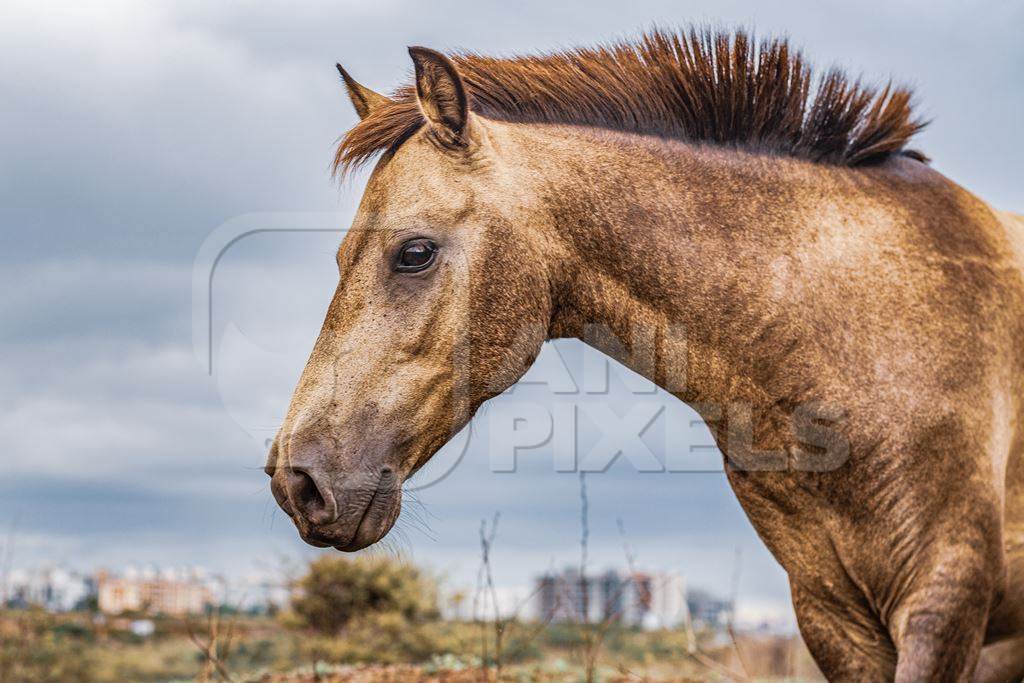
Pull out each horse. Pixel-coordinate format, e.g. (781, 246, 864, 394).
(264, 29, 1024, 681)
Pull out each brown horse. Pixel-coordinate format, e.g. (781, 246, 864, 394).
(265, 29, 1024, 681)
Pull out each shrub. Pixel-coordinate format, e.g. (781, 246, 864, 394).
(289, 555, 439, 635)
(297, 614, 473, 665)
(0, 610, 95, 683)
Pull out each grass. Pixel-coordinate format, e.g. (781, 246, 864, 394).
(0, 609, 823, 682)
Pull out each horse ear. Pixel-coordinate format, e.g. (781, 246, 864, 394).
(336, 63, 392, 120)
(408, 47, 470, 144)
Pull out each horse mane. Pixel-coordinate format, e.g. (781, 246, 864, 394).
(334, 28, 927, 174)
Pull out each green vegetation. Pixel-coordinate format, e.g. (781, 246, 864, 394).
(0, 609, 95, 683)
(0, 555, 822, 682)
(289, 555, 438, 634)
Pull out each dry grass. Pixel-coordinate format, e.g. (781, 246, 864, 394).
(0, 609, 822, 683)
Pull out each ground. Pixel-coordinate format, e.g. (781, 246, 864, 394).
(0, 610, 823, 682)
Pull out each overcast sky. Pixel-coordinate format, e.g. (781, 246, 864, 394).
(2, 0, 1021, 627)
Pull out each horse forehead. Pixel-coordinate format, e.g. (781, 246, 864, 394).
(365, 136, 492, 215)
(356, 180, 479, 241)
(339, 170, 480, 274)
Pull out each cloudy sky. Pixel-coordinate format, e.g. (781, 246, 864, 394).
(2, 0, 1021, 626)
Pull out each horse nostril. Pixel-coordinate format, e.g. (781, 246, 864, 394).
(285, 468, 338, 526)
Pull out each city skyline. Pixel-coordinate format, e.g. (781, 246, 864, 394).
(3, 559, 757, 631)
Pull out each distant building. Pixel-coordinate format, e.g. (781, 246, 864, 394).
(534, 568, 687, 629)
(6, 564, 287, 617)
(440, 585, 533, 622)
(643, 571, 687, 629)
(97, 566, 213, 616)
(6, 566, 95, 612)
(686, 588, 733, 628)
(204, 573, 290, 614)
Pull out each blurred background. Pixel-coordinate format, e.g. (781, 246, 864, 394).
(1, 1, 1021, 680)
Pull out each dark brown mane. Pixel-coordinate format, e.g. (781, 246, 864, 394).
(335, 28, 927, 174)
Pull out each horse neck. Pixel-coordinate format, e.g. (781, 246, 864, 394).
(525, 125, 821, 406)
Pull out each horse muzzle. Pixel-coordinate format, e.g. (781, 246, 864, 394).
(266, 439, 401, 551)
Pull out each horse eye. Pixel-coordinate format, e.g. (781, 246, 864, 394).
(395, 239, 437, 273)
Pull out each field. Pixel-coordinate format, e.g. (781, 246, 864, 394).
(0, 608, 824, 682)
